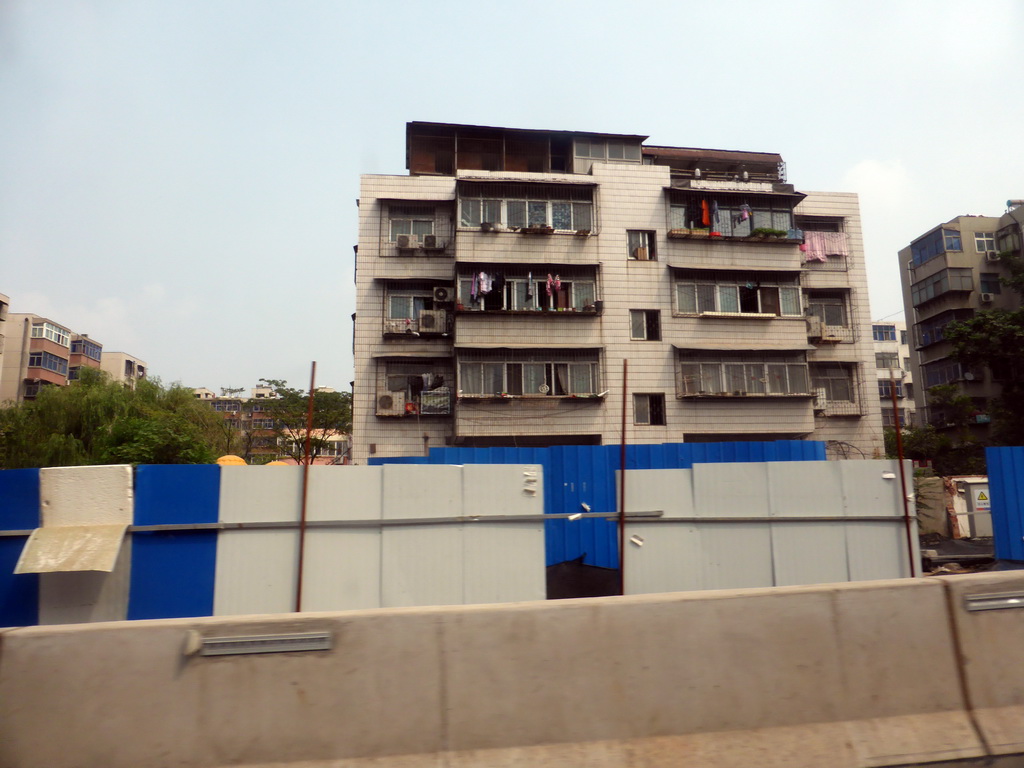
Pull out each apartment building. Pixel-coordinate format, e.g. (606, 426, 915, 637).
(100, 352, 148, 390)
(0, 294, 8, 392)
(899, 201, 1024, 431)
(352, 122, 883, 463)
(0, 314, 81, 402)
(872, 318, 916, 428)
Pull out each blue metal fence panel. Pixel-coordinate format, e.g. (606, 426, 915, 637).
(372, 441, 826, 568)
(0, 469, 40, 627)
(128, 465, 220, 620)
(986, 446, 1024, 562)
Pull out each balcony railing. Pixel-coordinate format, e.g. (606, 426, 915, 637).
(375, 388, 452, 417)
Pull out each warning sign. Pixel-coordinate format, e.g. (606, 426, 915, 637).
(973, 488, 991, 513)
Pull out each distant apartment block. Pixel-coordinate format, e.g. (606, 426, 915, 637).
(872, 319, 916, 428)
(899, 201, 1024, 431)
(0, 306, 146, 403)
(100, 352, 148, 390)
(351, 122, 884, 463)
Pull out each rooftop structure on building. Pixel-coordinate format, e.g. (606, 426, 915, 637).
(351, 122, 884, 462)
(899, 201, 1024, 432)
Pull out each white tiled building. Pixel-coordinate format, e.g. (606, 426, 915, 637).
(871, 319, 916, 428)
(351, 123, 883, 463)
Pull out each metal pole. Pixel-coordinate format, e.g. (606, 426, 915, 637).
(295, 361, 317, 612)
(890, 368, 916, 578)
(619, 359, 628, 596)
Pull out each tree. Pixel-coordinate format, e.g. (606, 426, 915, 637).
(0, 368, 221, 468)
(944, 250, 1024, 445)
(257, 379, 352, 463)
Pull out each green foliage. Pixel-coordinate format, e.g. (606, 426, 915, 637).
(750, 227, 789, 238)
(0, 368, 220, 468)
(944, 250, 1024, 445)
(257, 379, 352, 463)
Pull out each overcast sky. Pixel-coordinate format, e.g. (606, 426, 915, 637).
(2, 1, 1022, 392)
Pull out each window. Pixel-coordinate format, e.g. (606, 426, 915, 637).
(910, 268, 973, 306)
(904, 357, 912, 370)
(383, 361, 453, 414)
(676, 273, 802, 317)
(900, 330, 908, 345)
(876, 353, 899, 369)
(67, 366, 80, 381)
(872, 325, 897, 341)
(459, 353, 600, 397)
(634, 394, 666, 425)
(914, 309, 974, 347)
(70, 339, 102, 361)
(457, 272, 597, 312)
(923, 359, 972, 387)
(630, 310, 661, 341)
(980, 273, 1002, 294)
(669, 193, 795, 236)
(910, 228, 963, 266)
(678, 352, 809, 396)
(30, 322, 70, 347)
(805, 292, 848, 326)
(878, 380, 903, 399)
(251, 419, 275, 429)
(976, 232, 996, 253)
(882, 408, 909, 427)
(811, 364, 855, 402)
(27, 351, 68, 375)
(388, 205, 435, 241)
(388, 292, 433, 319)
(627, 230, 656, 261)
(459, 182, 594, 231)
(574, 138, 641, 162)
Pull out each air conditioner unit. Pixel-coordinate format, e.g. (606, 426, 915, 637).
(814, 387, 828, 411)
(376, 391, 406, 417)
(981, 292, 995, 303)
(432, 285, 452, 303)
(422, 234, 442, 249)
(418, 310, 446, 332)
(806, 316, 823, 339)
(384, 318, 415, 334)
(395, 234, 420, 250)
(986, 252, 1001, 262)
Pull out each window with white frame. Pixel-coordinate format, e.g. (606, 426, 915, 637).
(634, 393, 666, 425)
(678, 352, 810, 396)
(805, 291, 849, 326)
(676, 272, 802, 316)
(387, 291, 434, 319)
(975, 232, 996, 253)
(878, 380, 903, 399)
(669, 194, 795, 236)
(457, 273, 596, 312)
(70, 339, 102, 360)
(459, 182, 594, 231)
(630, 310, 661, 340)
(459, 352, 600, 397)
(574, 138, 642, 162)
(875, 353, 899, 370)
(30, 322, 70, 347)
(28, 351, 68, 375)
(388, 205, 435, 241)
(627, 230, 656, 260)
(811, 364, 855, 402)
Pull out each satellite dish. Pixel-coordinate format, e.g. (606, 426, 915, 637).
(964, 372, 975, 381)
(538, 384, 550, 394)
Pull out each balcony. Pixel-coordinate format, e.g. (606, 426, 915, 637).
(806, 317, 855, 344)
(375, 387, 452, 417)
(667, 228, 803, 245)
(383, 310, 450, 338)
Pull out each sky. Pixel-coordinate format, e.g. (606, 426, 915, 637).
(2, 0, 1022, 392)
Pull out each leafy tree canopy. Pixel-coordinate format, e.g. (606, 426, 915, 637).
(256, 379, 352, 463)
(0, 368, 222, 468)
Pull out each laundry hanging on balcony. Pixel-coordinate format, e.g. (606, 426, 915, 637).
(803, 231, 848, 263)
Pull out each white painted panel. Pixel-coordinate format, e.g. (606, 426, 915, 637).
(39, 465, 132, 526)
(38, 536, 132, 625)
(382, 465, 464, 607)
(619, 469, 694, 518)
(840, 460, 908, 517)
(302, 529, 381, 611)
(302, 466, 384, 611)
(624, 522, 703, 594)
(306, 466, 383, 521)
(214, 530, 297, 616)
(768, 462, 844, 518)
(771, 522, 850, 586)
(693, 463, 769, 518)
(462, 466, 545, 604)
(698, 524, 774, 590)
(219, 466, 303, 523)
(17, 525, 126, 573)
(845, 522, 908, 581)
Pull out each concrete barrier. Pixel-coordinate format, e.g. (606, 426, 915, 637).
(4, 575, 1023, 767)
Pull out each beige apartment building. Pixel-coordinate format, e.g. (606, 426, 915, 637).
(899, 201, 1024, 431)
(351, 122, 883, 463)
(100, 351, 148, 389)
(872, 318, 916, 428)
